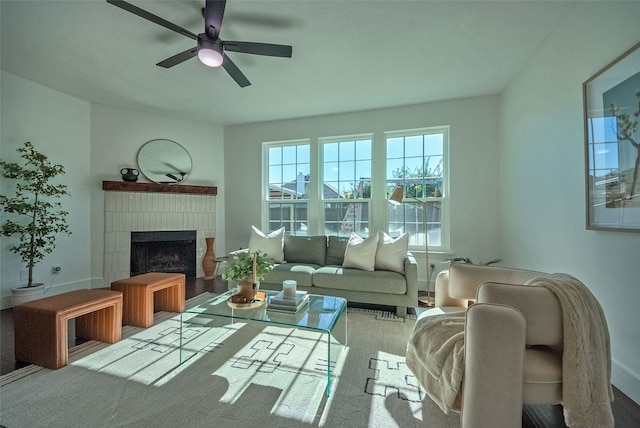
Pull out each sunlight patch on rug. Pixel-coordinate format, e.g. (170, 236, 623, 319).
(71, 314, 243, 386)
(366, 351, 424, 423)
(214, 324, 345, 424)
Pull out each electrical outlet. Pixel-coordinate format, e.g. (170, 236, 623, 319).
(52, 266, 62, 274)
(20, 270, 28, 281)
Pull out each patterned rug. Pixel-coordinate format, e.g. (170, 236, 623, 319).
(0, 294, 460, 427)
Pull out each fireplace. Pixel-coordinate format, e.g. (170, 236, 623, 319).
(130, 230, 197, 278)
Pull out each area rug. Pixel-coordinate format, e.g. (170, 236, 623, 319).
(0, 293, 460, 427)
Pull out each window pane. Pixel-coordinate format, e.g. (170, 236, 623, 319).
(268, 202, 308, 235)
(324, 162, 339, 182)
(268, 146, 281, 162)
(324, 142, 338, 162)
(339, 140, 355, 161)
(267, 142, 310, 204)
(388, 201, 441, 247)
(387, 137, 404, 158)
(405, 135, 423, 156)
(282, 145, 296, 162)
(324, 201, 369, 237)
(269, 165, 282, 185)
(266, 143, 311, 231)
(322, 137, 372, 204)
(282, 164, 297, 183)
(356, 139, 371, 159)
(297, 145, 310, 163)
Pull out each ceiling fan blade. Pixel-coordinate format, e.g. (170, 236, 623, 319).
(204, 0, 226, 39)
(156, 47, 198, 68)
(223, 41, 292, 58)
(106, 0, 197, 40)
(222, 54, 251, 88)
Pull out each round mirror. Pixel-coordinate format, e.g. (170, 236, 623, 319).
(137, 139, 192, 184)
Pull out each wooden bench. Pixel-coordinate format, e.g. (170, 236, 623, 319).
(111, 273, 185, 328)
(14, 289, 123, 370)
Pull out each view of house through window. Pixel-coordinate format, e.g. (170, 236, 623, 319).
(265, 141, 310, 234)
(263, 126, 449, 252)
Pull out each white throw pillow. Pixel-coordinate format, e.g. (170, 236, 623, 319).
(375, 230, 409, 273)
(342, 232, 379, 272)
(248, 226, 285, 263)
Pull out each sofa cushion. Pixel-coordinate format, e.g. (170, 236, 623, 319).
(326, 236, 349, 265)
(284, 235, 327, 265)
(248, 226, 285, 263)
(375, 230, 409, 273)
(342, 232, 378, 271)
(262, 263, 317, 287)
(313, 266, 407, 295)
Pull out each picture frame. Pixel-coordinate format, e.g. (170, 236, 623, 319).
(583, 41, 640, 232)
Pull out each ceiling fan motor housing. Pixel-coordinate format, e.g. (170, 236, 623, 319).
(197, 34, 224, 67)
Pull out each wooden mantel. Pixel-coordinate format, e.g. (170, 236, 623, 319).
(102, 181, 217, 195)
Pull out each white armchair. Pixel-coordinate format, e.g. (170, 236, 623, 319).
(406, 263, 613, 427)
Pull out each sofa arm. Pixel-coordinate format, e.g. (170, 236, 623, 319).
(462, 303, 526, 428)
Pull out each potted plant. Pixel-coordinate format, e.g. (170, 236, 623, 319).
(0, 142, 71, 305)
(222, 251, 274, 301)
(444, 257, 502, 266)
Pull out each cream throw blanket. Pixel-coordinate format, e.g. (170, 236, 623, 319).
(527, 273, 614, 428)
(405, 310, 466, 413)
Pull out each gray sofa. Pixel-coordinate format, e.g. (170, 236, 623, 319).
(258, 235, 418, 317)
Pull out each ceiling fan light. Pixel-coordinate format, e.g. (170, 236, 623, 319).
(197, 35, 223, 67)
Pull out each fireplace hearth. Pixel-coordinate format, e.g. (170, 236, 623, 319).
(130, 230, 197, 278)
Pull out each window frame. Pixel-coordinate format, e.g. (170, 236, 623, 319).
(384, 126, 450, 253)
(260, 127, 450, 254)
(319, 134, 373, 237)
(262, 139, 313, 235)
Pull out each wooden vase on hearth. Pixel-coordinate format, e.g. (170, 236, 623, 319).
(202, 237, 216, 280)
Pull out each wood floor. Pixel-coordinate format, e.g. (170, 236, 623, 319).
(1, 279, 639, 427)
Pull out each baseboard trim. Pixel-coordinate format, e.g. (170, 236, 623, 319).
(612, 358, 640, 405)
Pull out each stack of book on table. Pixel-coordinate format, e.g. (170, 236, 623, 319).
(267, 291, 309, 314)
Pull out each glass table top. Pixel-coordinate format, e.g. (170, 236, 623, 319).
(182, 288, 347, 333)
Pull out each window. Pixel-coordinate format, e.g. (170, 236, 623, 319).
(321, 136, 372, 236)
(386, 127, 449, 252)
(262, 127, 450, 254)
(264, 140, 310, 235)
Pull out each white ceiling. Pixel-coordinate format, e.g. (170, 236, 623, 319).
(1, 0, 575, 126)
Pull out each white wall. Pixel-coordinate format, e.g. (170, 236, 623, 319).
(224, 95, 502, 284)
(89, 104, 225, 287)
(0, 73, 225, 307)
(1, 71, 92, 307)
(500, 2, 640, 403)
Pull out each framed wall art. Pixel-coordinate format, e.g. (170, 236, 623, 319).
(583, 41, 640, 232)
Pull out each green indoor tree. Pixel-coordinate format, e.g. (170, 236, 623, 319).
(0, 142, 71, 287)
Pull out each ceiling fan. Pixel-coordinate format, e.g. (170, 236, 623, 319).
(106, 0, 293, 87)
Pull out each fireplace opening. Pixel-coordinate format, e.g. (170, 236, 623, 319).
(130, 230, 197, 278)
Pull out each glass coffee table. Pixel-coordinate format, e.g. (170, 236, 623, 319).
(180, 289, 348, 396)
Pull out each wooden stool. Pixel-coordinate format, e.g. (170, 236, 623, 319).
(111, 273, 185, 328)
(14, 289, 123, 370)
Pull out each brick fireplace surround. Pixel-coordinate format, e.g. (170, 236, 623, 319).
(102, 181, 217, 285)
